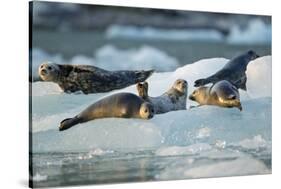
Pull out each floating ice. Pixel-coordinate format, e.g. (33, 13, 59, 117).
(227, 19, 272, 45)
(231, 135, 270, 150)
(106, 25, 224, 41)
(246, 56, 272, 98)
(157, 157, 269, 180)
(105, 19, 271, 45)
(94, 45, 179, 71)
(155, 143, 212, 156)
(31, 55, 272, 153)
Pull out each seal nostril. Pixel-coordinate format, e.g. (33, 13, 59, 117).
(41, 69, 47, 76)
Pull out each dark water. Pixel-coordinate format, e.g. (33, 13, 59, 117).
(31, 147, 271, 188)
(32, 30, 271, 65)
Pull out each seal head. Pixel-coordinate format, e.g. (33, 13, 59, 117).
(139, 102, 155, 119)
(38, 62, 60, 82)
(172, 79, 188, 94)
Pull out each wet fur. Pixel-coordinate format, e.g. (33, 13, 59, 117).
(194, 50, 259, 90)
(190, 80, 242, 110)
(59, 93, 154, 131)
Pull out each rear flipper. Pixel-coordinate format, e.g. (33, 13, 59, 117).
(233, 75, 247, 91)
(136, 82, 149, 100)
(194, 78, 209, 87)
(59, 116, 82, 131)
(135, 70, 154, 83)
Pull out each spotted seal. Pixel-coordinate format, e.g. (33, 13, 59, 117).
(136, 79, 188, 114)
(38, 62, 154, 94)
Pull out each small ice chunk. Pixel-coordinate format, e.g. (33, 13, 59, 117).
(236, 135, 269, 150)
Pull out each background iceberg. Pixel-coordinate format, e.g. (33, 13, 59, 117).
(105, 19, 271, 45)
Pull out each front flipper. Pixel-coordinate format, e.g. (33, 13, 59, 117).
(170, 95, 179, 104)
(233, 75, 247, 91)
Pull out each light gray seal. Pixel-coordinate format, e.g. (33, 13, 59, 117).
(59, 92, 154, 131)
(136, 79, 188, 114)
(189, 80, 242, 111)
(194, 50, 259, 90)
(38, 62, 154, 94)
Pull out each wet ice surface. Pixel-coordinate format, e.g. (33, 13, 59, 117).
(31, 55, 271, 187)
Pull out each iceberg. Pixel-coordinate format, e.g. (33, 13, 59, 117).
(31, 55, 272, 153)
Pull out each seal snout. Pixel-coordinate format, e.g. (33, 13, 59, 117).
(40, 68, 48, 76)
(148, 113, 153, 119)
(189, 94, 195, 101)
(247, 50, 260, 60)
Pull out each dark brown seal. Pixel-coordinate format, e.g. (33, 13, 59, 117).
(59, 92, 155, 131)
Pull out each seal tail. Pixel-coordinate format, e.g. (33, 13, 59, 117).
(135, 70, 154, 83)
(59, 116, 82, 131)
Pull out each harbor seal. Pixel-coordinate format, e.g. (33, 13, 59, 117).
(194, 50, 260, 90)
(136, 79, 188, 114)
(189, 80, 242, 110)
(38, 62, 154, 94)
(59, 93, 154, 131)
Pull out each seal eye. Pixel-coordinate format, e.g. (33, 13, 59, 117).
(47, 66, 52, 71)
(144, 109, 148, 113)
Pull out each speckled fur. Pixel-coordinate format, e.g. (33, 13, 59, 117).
(137, 79, 188, 114)
(38, 63, 154, 94)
